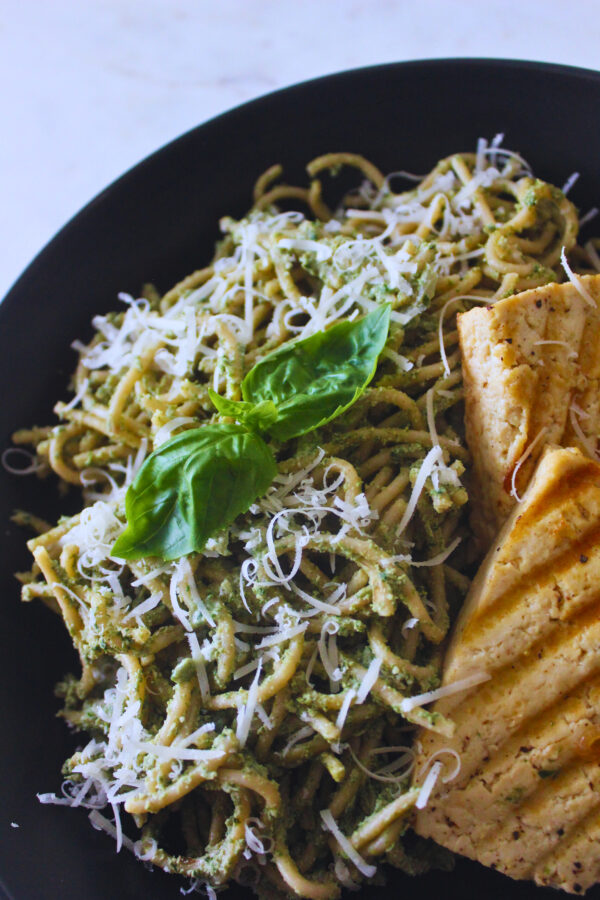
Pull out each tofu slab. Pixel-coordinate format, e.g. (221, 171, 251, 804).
(458, 275, 600, 546)
(413, 445, 600, 894)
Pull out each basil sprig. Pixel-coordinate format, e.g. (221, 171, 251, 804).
(241, 303, 391, 441)
(112, 305, 390, 560)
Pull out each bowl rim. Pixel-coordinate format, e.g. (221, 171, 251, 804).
(2, 56, 600, 314)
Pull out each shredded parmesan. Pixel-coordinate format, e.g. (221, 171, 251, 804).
(281, 725, 314, 757)
(400, 671, 491, 713)
(347, 744, 415, 785)
(318, 620, 342, 687)
(335, 689, 356, 731)
(561, 246, 597, 307)
(153, 416, 197, 447)
(1, 447, 43, 475)
(579, 208, 599, 228)
(562, 172, 580, 196)
(417, 748, 461, 784)
(533, 339, 578, 359)
(89, 808, 136, 854)
(570, 404, 599, 459)
(585, 239, 600, 272)
(355, 657, 381, 704)
(236, 658, 263, 747)
(320, 809, 376, 878)
(278, 238, 332, 261)
(510, 427, 548, 502)
(256, 622, 308, 648)
(408, 535, 461, 568)
(415, 761, 443, 809)
(187, 632, 211, 702)
(401, 617, 419, 637)
(395, 445, 444, 537)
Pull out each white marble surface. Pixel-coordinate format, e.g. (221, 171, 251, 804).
(1, 0, 599, 301)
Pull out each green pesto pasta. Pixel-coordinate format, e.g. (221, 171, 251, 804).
(12, 139, 597, 899)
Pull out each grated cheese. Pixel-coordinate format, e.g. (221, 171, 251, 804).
(60, 377, 90, 413)
(278, 238, 332, 261)
(400, 671, 491, 713)
(153, 416, 197, 447)
(187, 632, 211, 702)
(415, 761, 443, 809)
(408, 535, 461, 568)
(320, 809, 376, 878)
(401, 617, 419, 637)
(355, 657, 382, 704)
(510, 427, 548, 502)
(395, 445, 444, 537)
(347, 744, 415, 785)
(569, 404, 599, 460)
(281, 725, 315, 757)
(176, 723, 215, 749)
(244, 819, 269, 857)
(169, 563, 193, 631)
(579, 208, 599, 228)
(561, 172, 580, 196)
(416, 748, 461, 784)
(89, 808, 136, 854)
(533, 339, 578, 359)
(335, 689, 356, 731)
(122, 591, 162, 623)
(561, 246, 597, 307)
(236, 658, 263, 747)
(585, 239, 600, 272)
(1, 447, 44, 476)
(318, 620, 342, 687)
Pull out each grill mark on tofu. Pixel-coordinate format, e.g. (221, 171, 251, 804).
(445, 449, 600, 682)
(508, 461, 600, 545)
(413, 446, 600, 893)
(474, 761, 600, 879)
(460, 522, 600, 658)
(437, 600, 600, 749)
(419, 698, 600, 880)
(433, 674, 600, 794)
(535, 804, 600, 893)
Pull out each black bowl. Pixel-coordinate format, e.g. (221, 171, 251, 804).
(2, 58, 600, 900)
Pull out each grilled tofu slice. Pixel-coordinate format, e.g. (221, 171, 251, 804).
(458, 275, 600, 546)
(413, 445, 600, 894)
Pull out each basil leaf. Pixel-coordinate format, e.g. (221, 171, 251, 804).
(241, 305, 391, 441)
(208, 390, 255, 420)
(112, 424, 277, 561)
(208, 389, 279, 434)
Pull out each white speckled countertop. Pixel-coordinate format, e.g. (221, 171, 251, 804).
(1, 0, 599, 300)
